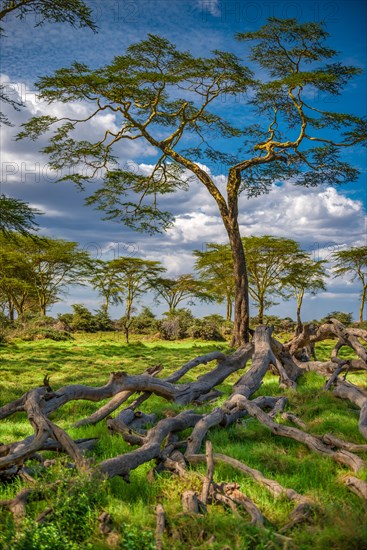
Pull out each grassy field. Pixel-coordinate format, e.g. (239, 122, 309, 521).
(0, 333, 366, 549)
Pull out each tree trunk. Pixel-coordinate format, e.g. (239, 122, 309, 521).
(8, 299, 14, 321)
(226, 295, 232, 322)
(258, 301, 264, 325)
(360, 285, 366, 323)
(226, 215, 250, 346)
(295, 291, 304, 335)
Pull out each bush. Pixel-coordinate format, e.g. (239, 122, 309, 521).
(189, 316, 225, 341)
(159, 308, 194, 340)
(8, 314, 73, 341)
(132, 307, 158, 334)
(321, 311, 353, 326)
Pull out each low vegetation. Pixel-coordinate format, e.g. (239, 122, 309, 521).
(1, 323, 366, 549)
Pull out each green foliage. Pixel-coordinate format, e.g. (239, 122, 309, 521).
(332, 246, 367, 322)
(4, 477, 106, 550)
(154, 274, 213, 313)
(189, 315, 226, 341)
(132, 307, 158, 335)
(0, 234, 90, 319)
(0, 0, 97, 33)
(321, 311, 353, 326)
(119, 526, 155, 550)
(9, 314, 73, 341)
(0, 196, 42, 237)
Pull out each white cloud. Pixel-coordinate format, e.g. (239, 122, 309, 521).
(197, 0, 221, 17)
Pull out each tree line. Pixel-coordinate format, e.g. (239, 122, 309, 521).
(1, 232, 366, 341)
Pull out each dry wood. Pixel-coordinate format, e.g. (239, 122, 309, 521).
(74, 365, 163, 427)
(155, 503, 165, 550)
(182, 490, 201, 514)
(236, 396, 366, 474)
(332, 378, 367, 440)
(99, 411, 202, 479)
(201, 440, 214, 505)
(342, 475, 367, 501)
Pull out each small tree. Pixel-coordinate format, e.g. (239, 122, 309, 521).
(286, 256, 327, 333)
(193, 244, 234, 321)
(243, 236, 306, 324)
(332, 246, 367, 323)
(108, 257, 164, 343)
(89, 260, 122, 316)
(154, 274, 212, 313)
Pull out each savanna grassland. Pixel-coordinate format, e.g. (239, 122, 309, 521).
(0, 334, 366, 549)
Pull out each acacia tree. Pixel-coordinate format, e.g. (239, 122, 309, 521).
(193, 244, 234, 321)
(286, 256, 327, 332)
(0, 235, 38, 319)
(332, 246, 367, 323)
(243, 236, 307, 324)
(89, 260, 122, 316)
(154, 274, 212, 314)
(106, 257, 164, 343)
(0, 195, 42, 237)
(18, 18, 366, 345)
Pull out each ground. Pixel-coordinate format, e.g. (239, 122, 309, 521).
(0, 333, 366, 549)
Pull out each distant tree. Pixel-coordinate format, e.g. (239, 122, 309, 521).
(243, 236, 305, 324)
(69, 304, 98, 332)
(286, 256, 327, 333)
(0, 235, 38, 319)
(108, 258, 164, 343)
(0, 195, 42, 238)
(332, 247, 367, 323)
(133, 306, 158, 335)
(0, 235, 90, 317)
(154, 274, 212, 314)
(18, 19, 366, 345)
(193, 244, 234, 321)
(321, 311, 353, 326)
(89, 260, 122, 315)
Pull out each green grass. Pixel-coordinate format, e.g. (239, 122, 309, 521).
(0, 334, 366, 549)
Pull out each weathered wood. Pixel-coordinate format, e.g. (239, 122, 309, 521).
(99, 411, 202, 479)
(155, 504, 165, 550)
(236, 396, 366, 473)
(201, 440, 214, 505)
(343, 475, 367, 501)
(74, 365, 163, 427)
(222, 483, 265, 527)
(321, 434, 367, 453)
(332, 379, 367, 440)
(182, 490, 200, 514)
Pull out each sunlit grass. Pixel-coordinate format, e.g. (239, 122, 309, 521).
(0, 333, 366, 549)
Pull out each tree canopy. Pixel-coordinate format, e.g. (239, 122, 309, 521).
(17, 18, 366, 344)
(332, 246, 367, 322)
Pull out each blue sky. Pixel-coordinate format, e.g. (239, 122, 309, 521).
(1, 0, 366, 321)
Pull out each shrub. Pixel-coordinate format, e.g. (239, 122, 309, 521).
(133, 307, 158, 334)
(159, 308, 194, 340)
(321, 311, 353, 326)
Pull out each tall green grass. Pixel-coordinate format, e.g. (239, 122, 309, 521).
(0, 334, 366, 549)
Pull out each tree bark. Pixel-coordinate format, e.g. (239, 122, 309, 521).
(226, 213, 250, 346)
(360, 285, 366, 323)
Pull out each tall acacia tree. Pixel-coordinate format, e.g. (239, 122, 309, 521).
(18, 19, 366, 345)
(332, 246, 367, 323)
